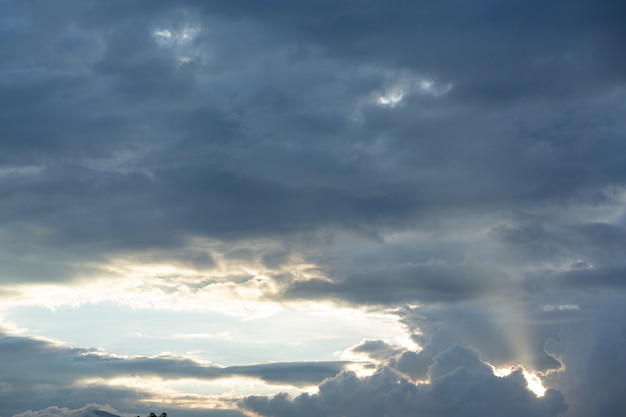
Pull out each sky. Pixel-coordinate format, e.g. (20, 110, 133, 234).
(1, 0, 626, 416)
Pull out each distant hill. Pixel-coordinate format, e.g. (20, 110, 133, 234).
(91, 411, 122, 417)
(11, 406, 125, 417)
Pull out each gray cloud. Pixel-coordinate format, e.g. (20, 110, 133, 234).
(0, 333, 348, 388)
(242, 345, 566, 417)
(556, 264, 626, 290)
(544, 298, 626, 417)
(494, 219, 626, 266)
(2, 0, 625, 266)
(0, 332, 347, 417)
(393, 304, 566, 376)
(182, 0, 626, 108)
(345, 339, 404, 362)
(284, 261, 504, 305)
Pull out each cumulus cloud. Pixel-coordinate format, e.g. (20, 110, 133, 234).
(393, 304, 564, 377)
(242, 345, 566, 417)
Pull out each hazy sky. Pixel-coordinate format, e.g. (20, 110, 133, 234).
(1, 1, 626, 416)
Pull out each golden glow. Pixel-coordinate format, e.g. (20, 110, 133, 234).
(79, 375, 311, 402)
(493, 366, 514, 377)
(344, 362, 376, 378)
(522, 370, 547, 397)
(394, 334, 421, 351)
(0, 317, 27, 335)
(493, 366, 546, 397)
(1, 237, 321, 316)
(83, 377, 239, 410)
(340, 345, 372, 363)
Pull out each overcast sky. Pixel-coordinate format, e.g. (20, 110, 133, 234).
(1, 1, 626, 416)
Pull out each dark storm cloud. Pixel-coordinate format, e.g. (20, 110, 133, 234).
(494, 220, 626, 266)
(284, 261, 503, 304)
(184, 0, 626, 102)
(242, 345, 566, 417)
(2, 0, 625, 269)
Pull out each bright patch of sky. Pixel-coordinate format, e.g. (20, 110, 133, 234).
(153, 24, 203, 65)
(374, 74, 452, 107)
(3, 303, 408, 365)
(494, 366, 547, 397)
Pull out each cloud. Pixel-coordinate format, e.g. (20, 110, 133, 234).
(544, 298, 626, 417)
(284, 261, 504, 305)
(242, 345, 566, 417)
(0, 333, 349, 388)
(0, 331, 349, 416)
(183, 0, 626, 106)
(494, 219, 626, 266)
(342, 339, 404, 362)
(556, 264, 626, 290)
(393, 304, 564, 377)
(1, 0, 625, 276)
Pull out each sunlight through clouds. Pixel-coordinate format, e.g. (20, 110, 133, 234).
(493, 366, 547, 397)
(152, 22, 203, 65)
(374, 72, 452, 107)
